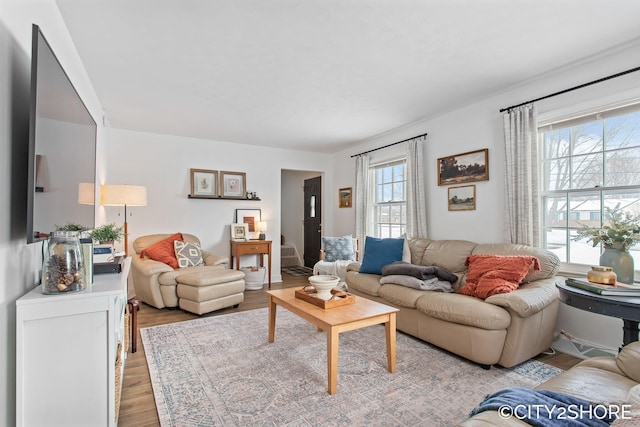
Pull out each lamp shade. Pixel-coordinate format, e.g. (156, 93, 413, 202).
(101, 184, 147, 206)
(257, 221, 267, 232)
(78, 182, 95, 205)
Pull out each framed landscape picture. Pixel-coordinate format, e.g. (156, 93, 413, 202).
(448, 185, 476, 211)
(338, 187, 352, 208)
(189, 169, 218, 198)
(438, 148, 489, 186)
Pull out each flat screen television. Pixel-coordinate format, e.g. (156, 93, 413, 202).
(26, 24, 96, 243)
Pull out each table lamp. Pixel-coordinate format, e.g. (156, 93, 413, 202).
(257, 221, 267, 240)
(101, 184, 147, 256)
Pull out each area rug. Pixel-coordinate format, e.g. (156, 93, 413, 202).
(141, 308, 562, 426)
(281, 265, 313, 276)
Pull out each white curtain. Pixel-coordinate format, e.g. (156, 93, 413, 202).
(406, 138, 428, 238)
(503, 105, 539, 246)
(355, 154, 370, 250)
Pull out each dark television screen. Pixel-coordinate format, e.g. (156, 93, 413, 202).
(27, 24, 96, 243)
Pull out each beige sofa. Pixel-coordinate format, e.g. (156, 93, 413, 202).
(460, 341, 640, 425)
(345, 237, 561, 368)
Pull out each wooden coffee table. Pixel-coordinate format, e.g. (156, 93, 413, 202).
(267, 287, 399, 394)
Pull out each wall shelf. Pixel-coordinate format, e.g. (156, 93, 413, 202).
(187, 195, 261, 201)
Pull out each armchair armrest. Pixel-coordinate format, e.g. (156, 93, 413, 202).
(201, 250, 228, 266)
(131, 255, 173, 277)
(485, 277, 559, 317)
(346, 262, 361, 273)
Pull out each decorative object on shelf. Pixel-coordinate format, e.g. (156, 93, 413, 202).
(101, 184, 148, 256)
(437, 148, 489, 186)
(307, 275, 340, 300)
(220, 171, 246, 199)
(587, 266, 617, 285)
(338, 187, 352, 208)
(257, 221, 267, 240)
(189, 169, 218, 198)
(247, 191, 258, 200)
(231, 223, 249, 241)
(41, 230, 85, 294)
(574, 207, 640, 284)
(448, 185, 476, 211)
(89, 222, 124, 246)
(235, 208, 261, 238)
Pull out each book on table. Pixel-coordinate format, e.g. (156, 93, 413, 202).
(565, 277, 640, 296)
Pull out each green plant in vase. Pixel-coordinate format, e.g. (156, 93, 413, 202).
(574, 207, 640, 284)
(55, 222, 89, 232)
(89, 223, 124, 245)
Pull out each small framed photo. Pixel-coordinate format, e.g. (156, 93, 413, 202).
(448, 185, 476, 211)
(235, 209, 261, 239)
(220, 171, 247, 199)
(190, 169, 218, 198)
(339, 187, 352, 208)
(438, 148, 489, 186)
(231, 223, 249, 241)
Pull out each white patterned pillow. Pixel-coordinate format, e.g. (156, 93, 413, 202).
(323, 236, 355, 262)
(174, 240, 204, 268)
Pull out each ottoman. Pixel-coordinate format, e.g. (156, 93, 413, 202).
(176, 269, 245, 315)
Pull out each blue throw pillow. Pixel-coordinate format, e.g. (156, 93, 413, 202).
(359, 237, 405, 275)
(323, 236, 355, 262)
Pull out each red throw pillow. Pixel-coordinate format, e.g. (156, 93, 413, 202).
(457, 255, 540, 300)
(140, 233, 184, 269)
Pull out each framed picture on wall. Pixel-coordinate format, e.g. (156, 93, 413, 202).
(339, 187, 352, 208)
(437, 148, 489, 186)
(448, 185, 476, 211)
(189, 168, 218, 198)
(230, 223, 249, 241)
(220, 171, 246, 198)
(235, 209, 261, 239)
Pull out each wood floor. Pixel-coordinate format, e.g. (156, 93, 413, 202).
(118, 272, 581, 426)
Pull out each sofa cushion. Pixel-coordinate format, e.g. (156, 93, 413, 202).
(457, 255, 540, 300)
(158, 264, 226, 285)
(420, 239, 477, 275)
(323, 235, 355, 262)
(380, 275, 454, 292)
(616, 341, 640, 382)
(379, 283, 432, 308)
(344, 271, 384, 297)
(416, 292, 511, 330)
(174, 240, 204, 268)
(359, 236, 405, 275)
(140, 232, 184, 269)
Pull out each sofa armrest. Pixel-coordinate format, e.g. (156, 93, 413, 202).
(346, 262, 361, 272)
(131, 255, 174, 277)
(201, 250, 229, 266)
(485, 277, 559, 317)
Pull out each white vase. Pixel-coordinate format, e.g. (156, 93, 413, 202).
(308, 275, 340, 300)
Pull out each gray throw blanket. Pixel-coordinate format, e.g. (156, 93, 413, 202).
(381, 261, 458, 283)
(470, 387, 617, 427)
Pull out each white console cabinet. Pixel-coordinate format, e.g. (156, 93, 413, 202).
(16, 258, 131, 427)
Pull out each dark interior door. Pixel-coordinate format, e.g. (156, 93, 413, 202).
(303, 176, 322, 268)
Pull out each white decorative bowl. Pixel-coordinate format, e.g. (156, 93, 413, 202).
(308, 275, 340, 300)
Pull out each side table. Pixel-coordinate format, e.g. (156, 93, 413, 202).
(556, 281, 640, 347)
(230, 240, 272, 289)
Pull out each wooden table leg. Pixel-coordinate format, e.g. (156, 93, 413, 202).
(268, 295, 276, 343)
(327, 327, 339, 394)
(385, 313, 396, 373)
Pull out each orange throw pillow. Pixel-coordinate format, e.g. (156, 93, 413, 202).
(457, 255, 540, 300)
(139, 233, 184, 269)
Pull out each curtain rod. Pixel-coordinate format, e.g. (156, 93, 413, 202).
(499, 65, 640, 113)
(351, 132, 428, 158)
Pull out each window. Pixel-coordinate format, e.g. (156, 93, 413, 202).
(540, 104, 640, 267)
(371, 159, 406, 238)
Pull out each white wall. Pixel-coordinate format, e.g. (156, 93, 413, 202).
(104, 128, 333, 282)
(330, 40, 640, 353)
(0, 1, 107, 424)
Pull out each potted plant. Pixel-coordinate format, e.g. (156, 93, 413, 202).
(574, 207, 640, 283)
(89, 223, 124, 245)
(55, 222, 89, 232)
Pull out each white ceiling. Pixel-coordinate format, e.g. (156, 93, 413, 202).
(55, 0, 640, 153)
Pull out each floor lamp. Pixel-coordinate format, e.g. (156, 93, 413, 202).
(101, 184, 147, 256)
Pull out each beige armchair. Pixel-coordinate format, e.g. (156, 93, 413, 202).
(131, 233, 230, 309)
